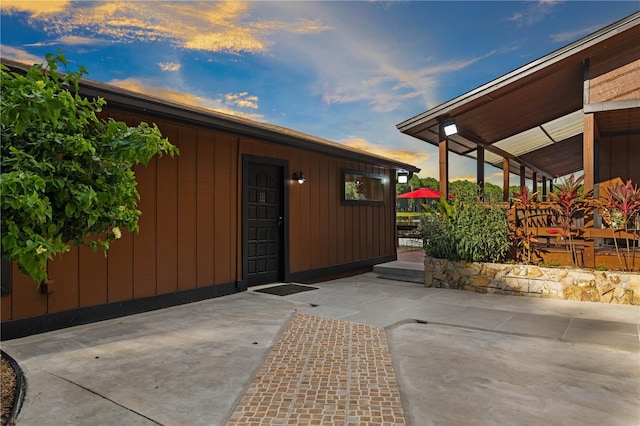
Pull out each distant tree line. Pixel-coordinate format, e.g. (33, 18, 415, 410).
(396, 174, 552, 204)
(396, 175, 505, 203)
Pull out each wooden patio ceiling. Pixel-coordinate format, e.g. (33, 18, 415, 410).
(397, 12, 640, 181)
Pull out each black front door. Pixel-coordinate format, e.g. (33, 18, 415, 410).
(245, 162, 284, 286)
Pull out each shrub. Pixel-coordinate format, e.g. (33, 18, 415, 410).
(420, 193, 509, 263)
(419, 214, 457, 260)
(453, 202, 509, 263)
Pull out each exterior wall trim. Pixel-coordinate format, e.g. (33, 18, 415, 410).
(288, 255, 396, 283)
(1, 281, 238, 340)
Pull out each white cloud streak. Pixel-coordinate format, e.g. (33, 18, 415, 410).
(10, 1, 330, 54)
(339, 136, 431, 166)
(0, 45, 45, 65)
(550, 24, 603, 43)
(108, 78, 264, 121)
(157, 62, 181, 72)
(504, 0, 559, 27)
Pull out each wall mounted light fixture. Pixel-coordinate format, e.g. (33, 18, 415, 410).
(397, 171, 409, 184)
(293, 171, 306, 184)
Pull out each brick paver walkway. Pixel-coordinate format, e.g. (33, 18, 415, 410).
(226, 314, 405, 425)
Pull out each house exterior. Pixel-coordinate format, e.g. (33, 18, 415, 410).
(397, 12, 640, 270)
(1, 60, 419, 338)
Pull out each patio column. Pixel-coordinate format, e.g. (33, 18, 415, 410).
(439, 128, 449, 201)
(583, 113, 597, 268)
(502, 157, 510, 202)
(477, 147, 485, 200)
(532, 171, 538, 199)
(542, 176, 548, 201)
(519, 165, 526, 191)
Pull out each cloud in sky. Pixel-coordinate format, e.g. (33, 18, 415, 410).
(108, 78, 264, 121)
(451, 176, 477, 183)
(25, 35, 108, 47)
(550, 24, 604, 43)
(157, 62, 181, 72)
(339, 137, 431, 166)
(0, 45, 44, 65)
(2, 0, 70, 16)
(504, 0, 558, 27)
(10, 1, 330, 54)
(225, 92, 259, 109)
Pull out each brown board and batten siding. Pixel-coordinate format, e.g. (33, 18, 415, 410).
(1, 87, 416, 336)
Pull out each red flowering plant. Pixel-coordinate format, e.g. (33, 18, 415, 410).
(603, 180, 640, 271)
(511, 186, 541, 264)
(548, 174, 593, 268)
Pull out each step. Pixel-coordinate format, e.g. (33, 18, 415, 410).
(373, 261, 424, 284)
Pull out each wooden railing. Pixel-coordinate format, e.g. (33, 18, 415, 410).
(509, 203, 640, 270)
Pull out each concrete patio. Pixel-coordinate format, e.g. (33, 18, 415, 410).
(2, 263, 639, 425)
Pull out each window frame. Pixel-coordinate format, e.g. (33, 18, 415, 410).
(341, 168, 386, 206)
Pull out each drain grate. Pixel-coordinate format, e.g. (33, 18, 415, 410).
(254, 284, 318, 296)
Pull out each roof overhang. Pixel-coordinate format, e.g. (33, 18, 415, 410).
(397, 12, 640, 180)
(2, 58, 420, 174)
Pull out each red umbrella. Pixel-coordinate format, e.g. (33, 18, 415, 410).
(397, 188, 443, 199)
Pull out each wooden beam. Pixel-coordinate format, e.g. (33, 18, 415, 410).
(439, 124, 449, 200)
(457, 129, 554, 180)
(583, 58, 590, 105)
(439, 140, 449, 200)
(502, 157, 510, 202)
(477, 147, 485, 200)
(583, 113, 596, 268)
(583, 114, 596, 195)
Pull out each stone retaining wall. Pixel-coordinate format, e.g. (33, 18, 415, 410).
(424, 257, 640, 305)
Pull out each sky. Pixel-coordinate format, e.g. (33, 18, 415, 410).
(2, 1, 639, 186)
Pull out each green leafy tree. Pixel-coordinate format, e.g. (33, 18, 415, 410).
(1, 52, 178, 284)
(484, 182, 504, 202)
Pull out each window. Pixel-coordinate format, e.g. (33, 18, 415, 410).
(342, 169, 385, 205)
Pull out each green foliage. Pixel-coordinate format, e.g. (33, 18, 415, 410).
(433, 197, 459, 224)
(419, 198, 509, 263)
(419, 214, 457, 260)
(1, 51, 179, 284)
(453, 202, 509, 263)
(483, 182, 504, 202)
(449, 180, 479, 202)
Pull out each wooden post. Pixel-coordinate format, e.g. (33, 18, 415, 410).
(542, 176, 547, 201)
(583, 113, 596, 269)
(520, 165, 526, 191)
(503, 157, 510, 202)
(532, 171, 538, 199)
(439, 125, 449, 201)
(477, 147, 485, 200)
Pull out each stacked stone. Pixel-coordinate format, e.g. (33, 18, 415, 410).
(424, 256, 640, 305)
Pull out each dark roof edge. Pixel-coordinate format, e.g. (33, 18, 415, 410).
(1, 58, 420, 174)
(397, 11, 640, 132)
